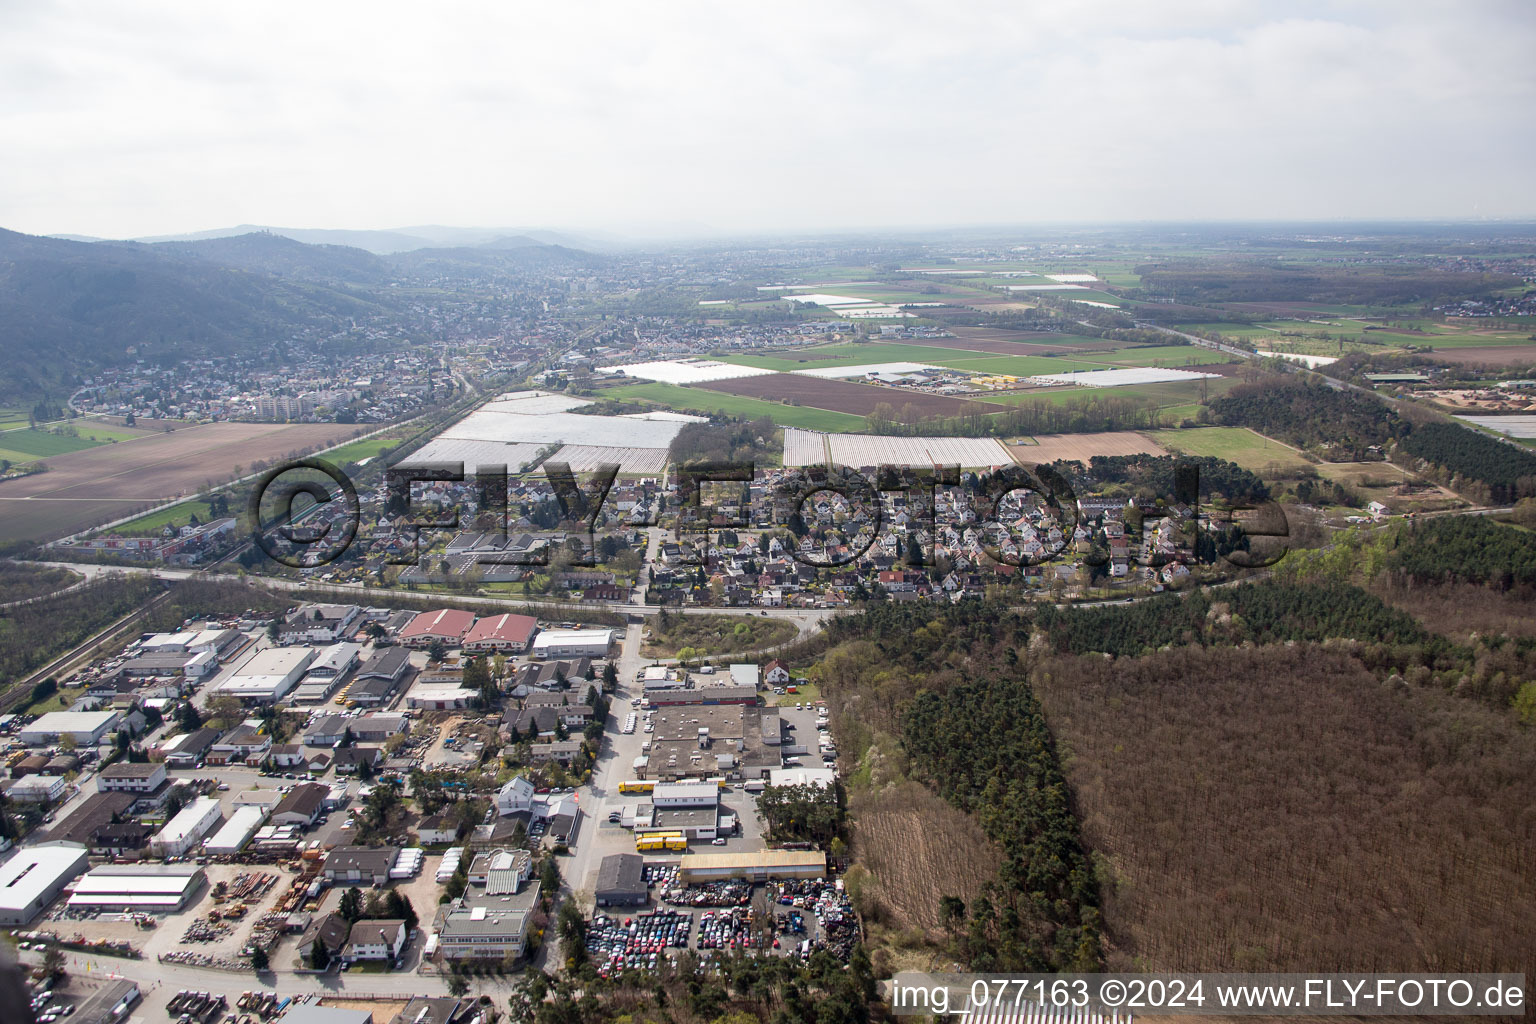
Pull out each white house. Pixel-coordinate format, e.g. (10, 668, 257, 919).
(342, 918, 406, 963)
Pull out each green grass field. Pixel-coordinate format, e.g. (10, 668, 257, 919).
(1149, 426, 1312, 473)
(109, 498, 217, 537)
(924, 354, 1111, 376)
(68, 421, 154, 443)
(0, 429, 101, 458)
(603, 382, 869, 431)
(324, 434, 410, 466)
(1094, 345, 1234, 366)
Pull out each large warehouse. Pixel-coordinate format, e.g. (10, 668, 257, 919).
(678, 850, 826, 884)
(203, 805, 269, 855)
(595, 854, 648, 907)
(399, 608, 476, 647)
(67, 863, 207, 913)
(463, 613, 539, 653)
(218, 647, 315, 703)
(0, 842, 90, 926)
(19, 710, 123, 747)
(531, 628, 615, 659)
(150, 795, 223, 857)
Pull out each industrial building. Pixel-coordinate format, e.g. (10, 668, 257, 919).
(278, 1006, 374, 1024)
(292, 642, 361, 702)
(0, 842, 90, 925)
(769, 767, 837, 789)
(19, 710, 123, 747)
(150, 795, 223, 857)
(647, 684, 758, 707)
(399, 608, 476, 647)
(218, 647, 315, 703)
(279, 604, 362, 644)
(677, 850, 826, 884)
(530, 628, 614, 659)
(436, 903, 533, 961)
(66, 863, 206, 913)
(650, 781, 720, 808)
(594, 854, 648, 907)
(203, 804, 269, 855)
(643, 703, 782, 781)
(462, 612, 538, 653)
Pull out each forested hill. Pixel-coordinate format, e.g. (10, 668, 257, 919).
(0, 227, 380, 398)
(154, 231, 390, 287)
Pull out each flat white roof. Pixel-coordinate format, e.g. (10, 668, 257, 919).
(534, 629, 614, 644)
(204, 805, 268, 852)
(770, 767, 837, 788)
(235, 647, 316, 677)
(652, 782, 719, 800)
(23, 711, 120, 733)
(153, 796, 221, 844)
(0, 843, 88, 914)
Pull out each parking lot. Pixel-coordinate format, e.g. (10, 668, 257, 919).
(584, 874, 857, 975)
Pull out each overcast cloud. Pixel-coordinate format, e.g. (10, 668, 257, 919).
(2, 0, 1533, 239)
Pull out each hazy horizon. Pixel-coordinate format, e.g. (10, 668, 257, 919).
(4, 0, 1534, 239)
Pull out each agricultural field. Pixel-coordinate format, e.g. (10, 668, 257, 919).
(906, 333, 1119, 356)
(599, 358, 777, 384)
(601, 382, 868, 432)
(944, 326, 1123, 350)
(1429, 345, 1536, 366)
(1093, 345, 1235, 366)
(696, 374, 999, 418)
(0, 428, 102, 462)
(0, 421, 363, 544)
(783, 428, 1011, 468)
(1007, 431, 1169, 465)
(1148, 426, 1312, 474)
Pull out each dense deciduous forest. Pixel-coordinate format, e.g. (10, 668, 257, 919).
(504, 947, 879, 1024)
(1032, 644, 1536, 978)
(1207, 374, 1536, 503)
(1046, 453, 1270, 503)
(809, 582, 1536, 990)
(0, 575, 163, 681)
(815, 602, 1101, 971)
(668, 415, 779, 466)
(1206, 377, 1405, 459)
(1033, 580, 1438, 656)
(1132, 261, 1521, 305)
(1398, 422, 1536, 504)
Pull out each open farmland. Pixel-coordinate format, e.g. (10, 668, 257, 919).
(1148, 426, 1312, 473)
(547, 443, 670, 474)
(945, 326, 1123, 350)
(899, 333, 1119, 356)
(1031, 367, 1221, 388)
(696, 374, 1000, 418)
(0, 421, 363, 543)
(598, 358, 777, 384)
(1428, 345, 1536, 366)
(783, 428, 1010, 468)
(1008, 431, 1169, 465)
(601, 381, 869, 432)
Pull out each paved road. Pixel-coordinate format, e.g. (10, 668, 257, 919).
(22, 558, 841, 634)
(17, 946, 502, 1009)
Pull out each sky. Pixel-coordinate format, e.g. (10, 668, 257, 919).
(2, 0, 1534, 239)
